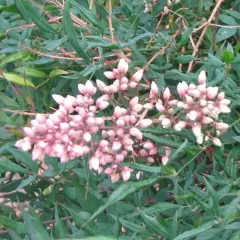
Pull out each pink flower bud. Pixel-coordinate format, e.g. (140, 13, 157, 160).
(150, 81, 158, 96)
(85, 80, 96, 95)
(23, 127, 34, 138)
(105, 167, 113, 175)
(96, 80, 107, 91)
(130, 127, 143, 140)
(147, 157, 155, 164)
(122, 137, 133, 146)
(130, 97, 139, 108)
(121, 77, 128, 84)
(169, 100, 178, 106)
(189, 84, 196, 90)
(117, 59, 128, 74)
(83, 132, 91, 142)
(200, 99, 207, 106)
(162, 156, 169, 165)
(198, 70, 207, 84)
(202, 116, 213, 124)
(219, 105, 230, 113)
(191, 89, 200, 98)
(212, 137, 222, 147)
(32, 146, 44, 160)
(149, 147, 157, 155)
(89, 157, 99, 171)
(185, 95, 194, 105)
(60, 122, 70, 132)
(143, 103, 154, 109)
(111, 172, 120, 183)
(192, 124, 203, 144)
(121, 170, 131, 182)
(52, 94, 64, 105)
(217, 92, 225, 100)
(188, 110, 198, 121)
(163, 87, 171, 101)
(104, 71, 115, 79)
(116, 119, 125, 127)
(174, 121, 186, 131)
(136, 171, 142, 180)
(221, 99, 231, 105)
(116, 154, 124, 162)
(21, 141, 32, 152)
(119, 84, 128, 90)
(177, 81, 188, 97)
(143, 141, 154, 150)
(129, 81, 137, 88)
(112, 141, 122, 151)
(162, 118, 171, 128)
(138, 119, 152, 128)
(207, 87, 219, 99)
(156, 100, 165, 112)
(132, 104, 143, 113)
(215, 122, 229, 131)
(36, 114, 46, 124)
(177, 101, 184, 108)
(132, 69, 143, 82)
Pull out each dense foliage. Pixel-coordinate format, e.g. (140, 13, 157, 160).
(0, 0, 240, 239)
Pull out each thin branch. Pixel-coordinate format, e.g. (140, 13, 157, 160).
(187, 0, 224, 72)
(108, 0, 115, 42)
(1, 108, 36, 116)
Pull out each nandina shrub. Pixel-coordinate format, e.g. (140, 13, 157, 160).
(0, 0, 240, 239)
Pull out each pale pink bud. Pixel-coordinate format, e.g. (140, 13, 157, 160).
(60, 122, 70, 132)
(109, 84, 118, 93)
(143, 141, 154, 150)
(189, 84, 197, 89)
(164, 146, 171, 157)
(215, 122, 229, 131)
(111, 172, 120, 183)
(136, 171, 142, 180)
(96, 80, 107, 91)
(83, 132, 91, 142)
(97, 100, 109, 109)
(89, 157, 99, 171)
(132, 69, 143, 82)
(219, 105, 230, 113)
(162, 118, 171, 128)
(147, 157, 155, 164)
(156, 100, 165, 112)
(23, 127, 34, 138)
(72, 145, 83, 155)
(196, 135, 204, 144)
(185, 95, 194, 105)
(129, 81, 137, 88)
(104, 71, 115, 79)
(122, 137, 133, 146)
(116, 119, 125, 127)
(198, 70, 207, 84)
(163, 87, 170, 101)
(192, 124, 202, 143)
(85, 80, 96, 95)
(149, 148, 157, 155)
(202, 116, 213, 124)
(138, 119, 152, 128)
(151, 81, 158, 96)
(191, 89, 200, 98)
(143, 103, 154, 109)
(174, 121, 186, 131)
(121, 77, 128, 84)
(217, 92, 225, 100)
(202, 107, 209, 115)
(130, 127, 143, 140)
(177, 101, 184, 108)
(52, 94, 64, 104)
(177, 81, 188, 97)
(121, 170, 131, 182)
(119, 84, 128, 90)
(212, 137, 222, 147)
(107, 130, 116, 138)
(169, 100, 178, 106)
(188, 110, 198, 121)
(130, 97, 139, 107)
(32, 146, 44, 160)
(116, 154, 124, 162)
(117, 59, 128, 74)
(162, 156, 169, 165)
(21, 141, 32, 152)
(105, 167, 113, 175)
(200, 99, 207, 106)
(132, 104, 143, 113)
(112, 141, 122, 151)
(221, 99, 231, 105)
(36, 114, 46, 124)
(207, 87, 219, 99)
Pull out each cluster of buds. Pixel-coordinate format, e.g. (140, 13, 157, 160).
(16, 59, 231, 183)
(144, 1, 157, 13)
(150, 70, 230, 146)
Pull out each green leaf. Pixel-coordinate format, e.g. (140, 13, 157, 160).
(20, 205, 51, 240)
(0, 92, 20, 108)
(15, 67, 47, 78)
(216, 28, 237, 43)
(54, 206, 67, 238)
(222, 50, 235, 64)
(179, 28, 193, 46)
(7, 148, 38, 173)
(49, 69, 69, 78)
(16, 175, 36, 190)
(143, 132, 181, 148)
(169, 139, 188, 162)
(83, 176, 160, 226)
(120, 162, 162, 173)
(141, 202, 180, 214)
(175, 55, 198, 64)
(0, 52, 29, 66)
(0, 215, 26, 234)
(173, 220, 218, 240)
(2, 73, 35, 88)
(15, 0, 57, 34)
(81, 237, 117, 240)
(0, 157, 28, 174)
(63, 0, 90, 62)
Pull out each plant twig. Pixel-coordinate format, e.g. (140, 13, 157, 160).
(108, 0, 115, 42)
(187, 0, 224, 72)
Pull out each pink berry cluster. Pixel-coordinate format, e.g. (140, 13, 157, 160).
(149, 70, 230, 146)
(16, 59, 231, 182)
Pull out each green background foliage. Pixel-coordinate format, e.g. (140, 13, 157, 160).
(0, 0, 240, 239)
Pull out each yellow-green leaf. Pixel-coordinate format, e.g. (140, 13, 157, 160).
(2, 73, 35, 87)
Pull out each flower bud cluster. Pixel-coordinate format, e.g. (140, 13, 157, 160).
(15, 59, 231, 183)
(152, 70, 231, 146)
